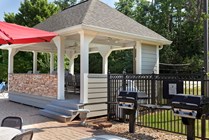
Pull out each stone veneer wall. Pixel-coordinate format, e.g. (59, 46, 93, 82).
(9, 74, 57, 98)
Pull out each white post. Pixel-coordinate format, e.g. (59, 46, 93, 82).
(135, 41, 142, 74)
(53, 36, 65, 100)
(69, 55, 78, 75)
(98, 46, 112, 74)
(33, 51, 38, 74)
(69, 58, 75, 75)
(79, 31, 96, 103)
(66, 50, 77, 75)
(8, 48, 18, 91)
(155, 46, 160, 74)
(8, 49, 17, 74)
(50, 53, 54, 74)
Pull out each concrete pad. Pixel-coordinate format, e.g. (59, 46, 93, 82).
(0, 96, 104, 140)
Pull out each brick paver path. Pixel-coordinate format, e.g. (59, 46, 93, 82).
(0, 95, 104, 140)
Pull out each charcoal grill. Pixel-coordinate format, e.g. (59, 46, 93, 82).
(171, 94, 209, 140)
(117, 91, 148, 133)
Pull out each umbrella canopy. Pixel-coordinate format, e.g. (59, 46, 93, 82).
(0, 21, 57, 45)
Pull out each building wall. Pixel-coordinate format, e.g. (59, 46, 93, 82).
(84, 74, 107, 118)
(141, 45, 157, 74)
(9, 74, 57, 98)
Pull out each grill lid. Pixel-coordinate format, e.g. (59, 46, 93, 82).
(171, 94, 209, 106)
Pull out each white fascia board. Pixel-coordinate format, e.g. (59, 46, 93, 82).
(55, 25, 83, 36)
(54, 24, 172, 46)
(81, 24, 172, 45)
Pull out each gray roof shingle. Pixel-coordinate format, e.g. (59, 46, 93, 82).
(35, 0, 170, 43)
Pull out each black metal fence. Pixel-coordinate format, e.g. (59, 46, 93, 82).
(107, 71, 209, 139)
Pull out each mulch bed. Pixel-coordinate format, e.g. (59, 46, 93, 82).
(86, 117, 186, 140)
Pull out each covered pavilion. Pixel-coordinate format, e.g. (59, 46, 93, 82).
(0, 0, 171, 118)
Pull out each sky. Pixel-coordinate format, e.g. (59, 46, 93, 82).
(0, 0, 119, 21)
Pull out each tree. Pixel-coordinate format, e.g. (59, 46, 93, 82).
(53, 0, 88, 10)
(4, 0, 59, 27)
(0, 51, 8, 81)
(54, 0, 77, 10)
(2, 0, 60, 80)
(115, 0, 205, 73)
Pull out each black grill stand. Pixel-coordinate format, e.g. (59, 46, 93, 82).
(182, 117, 195, 140)
(117, 91, 138, 133)
(123, 109, 136, 133)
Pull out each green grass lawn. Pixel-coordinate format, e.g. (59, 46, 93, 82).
(138, 110, 209, 138)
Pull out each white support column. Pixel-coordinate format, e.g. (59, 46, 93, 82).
(8, 48, 17, 74)
(8, 48, 18, 91)
(135, 41, 142, 74)
(155, 45, 160, 74)
(53, 36, 65, 100)
(66, 50, 77, 75)
(69, 55, 78, 75)
(98, 46, 112, 74)
(69, 57, 75, 75)
(50, 53, 54, 74)
(33, 51, 38, 74)
(79, 31, 96, 104)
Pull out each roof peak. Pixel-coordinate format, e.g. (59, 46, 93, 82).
(35, 0, 171, 44)
(62, 0, 90, 11)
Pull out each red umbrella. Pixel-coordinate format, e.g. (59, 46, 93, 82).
(0, 21, 57, 45)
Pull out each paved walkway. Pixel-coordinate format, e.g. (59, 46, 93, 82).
(0, 94, 104, 140)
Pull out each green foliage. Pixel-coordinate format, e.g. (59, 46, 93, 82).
(2, 0, 60, 80)
(74, 53, 102, 74)
(14, 52, 33, 73)
(54, 0, 77, 10)
(89, 53, 102, 73)
(53, 0, 86, 10)
(115, 0, 205, 73)
(1, 0, 205, 78)
(109, 50, 133, 73)
(0, 51, 8, 80)
(37, 53, 50, 73)
(4, 0, 59, 27)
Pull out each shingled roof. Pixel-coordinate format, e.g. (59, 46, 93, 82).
(35, 0, 171, 44)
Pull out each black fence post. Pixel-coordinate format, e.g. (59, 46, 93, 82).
(122, 69, 126, 91)
(201, 114, 206, 140)
(201, 67, 206, 139)
(151, 72, 156, 104)
(107, 70, 111, 120)
(201, 67, 206, 96)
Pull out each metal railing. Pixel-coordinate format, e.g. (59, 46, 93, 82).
(107, 70, 209, 139)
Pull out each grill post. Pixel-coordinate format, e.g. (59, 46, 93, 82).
(122, 109, 136, 133)
(186, 118, 195, 140)
(117, 91, 138, 133)
(201, 114, 206, 140)
(128, 109, 136, 133)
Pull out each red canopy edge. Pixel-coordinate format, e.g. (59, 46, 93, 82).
(0, 21, 58, 45)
